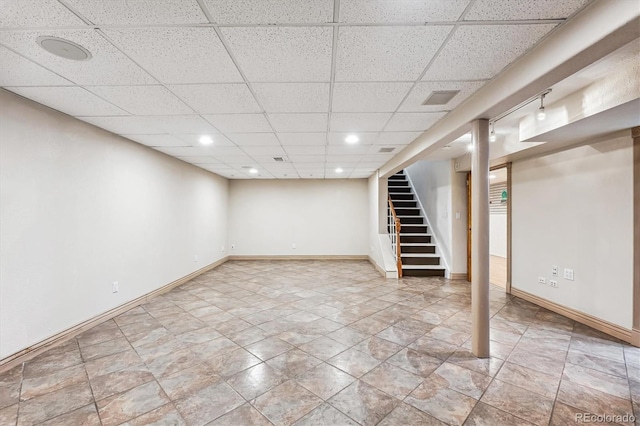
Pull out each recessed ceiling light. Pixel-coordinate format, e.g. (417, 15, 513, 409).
(345, 134, 359, 144)
(249, 168, 258, 174)
(489, 174, 497, 179)
(199, 135, 213, 145)
(335, 168, 343, 174)
(36, 36, 92, 61)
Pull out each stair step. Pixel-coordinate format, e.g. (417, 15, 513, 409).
(388, 175, 406, 180)
(388, 187, 411, 193)
(388, 181, 409, 187)
(402, 256, 441, 265)
(402, 267, 446, 277)
(398, 217, 424, 224)
(400, 234, 432, 243)
(400, 225, 428, 233)
(389, 194, 414, 200)
(395, 208, 420, 216)
(393, 201, 417, 208)
(401, 245, 436, 254)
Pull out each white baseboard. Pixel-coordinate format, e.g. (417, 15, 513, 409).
(228, 255, 369, 260)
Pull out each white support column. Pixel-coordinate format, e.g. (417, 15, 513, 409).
(471, 119, 490, 358)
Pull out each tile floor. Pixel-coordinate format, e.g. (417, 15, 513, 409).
(1, 260, 638, 426)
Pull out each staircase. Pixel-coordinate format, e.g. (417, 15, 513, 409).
(388, 170, 446, 277)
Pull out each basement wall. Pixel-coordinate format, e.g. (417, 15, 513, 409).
(0, 90, 229, 359)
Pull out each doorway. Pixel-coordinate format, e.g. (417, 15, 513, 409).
(467, 164, 511, 292)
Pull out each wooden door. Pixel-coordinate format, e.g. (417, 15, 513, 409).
(467, 172, 472, 282)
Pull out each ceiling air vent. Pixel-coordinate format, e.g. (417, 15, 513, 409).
(273, 157, 284, 162)
(422, 90, 460, 106)
(379, 147, 395, 153)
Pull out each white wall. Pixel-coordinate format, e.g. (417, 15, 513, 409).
(0, 90, 229, 359)
(405, 160, 468, 275)
(228, 179, 368, 256)
(490, 214, 507, 258)
(512, 134, 633, 328)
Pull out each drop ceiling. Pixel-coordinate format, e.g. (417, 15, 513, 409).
(0, 0, 591, 179)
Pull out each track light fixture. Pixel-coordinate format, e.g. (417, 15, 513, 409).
(489, 122, 497, 142)
(537, 93, 547, 120)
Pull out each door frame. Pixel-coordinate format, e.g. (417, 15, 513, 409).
(467, 163, 512, 293)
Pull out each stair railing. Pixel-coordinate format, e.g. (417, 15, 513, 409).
(387, 195, 403, 278)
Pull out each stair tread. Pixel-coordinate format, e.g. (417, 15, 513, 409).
(401, 243, 435, 246)
(400, 233, 433, 236)
(401, 253, 440, 257)
(401, 265, 445, 270)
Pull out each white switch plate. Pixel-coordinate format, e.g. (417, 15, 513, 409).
(112, 281, 119, 293)
(538, 277, 546, 284)
(194, 254, 198, 262)
(564, 268, 574, 280)
(549, 280, 558, 288)
(455, 212, 461, 219)
(552, 265, 558, 277)
(292, 243, 297, 249)
(231, 244, 235, 250)
(221, 245, 225, 252)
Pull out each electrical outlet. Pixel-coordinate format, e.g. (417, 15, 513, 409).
(552, 265, 558, 277)
(112, 281, 119, 293)
(549, 280, 558, 288)
(292, 243, 297, 249)
(231, 244, 235, 250)
(538, 277, 546, 285)
(194, 254, 198, 262)
(564, 268, 574, 281)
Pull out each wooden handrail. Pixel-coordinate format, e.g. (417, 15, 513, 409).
(388, 195, 403, 278)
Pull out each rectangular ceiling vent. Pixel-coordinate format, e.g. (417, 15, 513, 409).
(422, 90, 460, 106)
(378, 147, 395, 153)
(273, 157, 285, 162)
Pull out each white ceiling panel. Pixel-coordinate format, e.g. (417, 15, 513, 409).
(79, 115, 217, 134)
(241, 146, 287, 156)
(335, 26, 452, 81)
(202, 0, 334, 24)
(174, 133, 235, 147)
(155, 146, 222, 157)
(220, 27, 333, 82)
(326, 145, 370, 155)
(465, 0, 589, 20)
(177, 156, 220, 164)
(277, 133, 327, 146)
(103, 27, 242, 84)
(226, 133, 280, 146)
(0, 0, 85, 27)
(0, 46, 73, 86)
(64, 0, 207, 24)
(86, 85, 194, 115)
(376, 132, 422, 145)
(0, 30, 155, 85)
(203, 114, 272, 133)
(330, 113, 391, 132)
(168, 84, 261, 114)
(268, 114, 328, 132)
(6, 86, 127, 116)
(350, 172, 375, 178)
(296, 170, 325, 178)
(400, 81, 486, 112)
(328, 132, 378, 145)
(325, 157, 361, 165)
(123, 134, 189, 148)
(332, 82, 413, 112)
(283, 145, 326, 156)
(253, 83, 330, 113)
(423, 24, 558, 81)
(384, 112, 446, 131)
(288, 155, 326, 163)
(339, 0, 470, 23)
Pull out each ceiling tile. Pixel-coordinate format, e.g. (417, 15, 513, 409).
(465, 0, 589, 20)
(384, 112, 446, 131)
(423, 24, 557, 81)
(226, 133, 280, 146)
(277, 133, 327, 146)
(220, 27, 332, 82)
(328, 132, 378, 145)
(202, 0, 333, 24)
(283, 145, 326, 156)
(335, 26, 452, 81)
(340, 0, 470, 23)
(241, 146, 286, 156)
(0, 30, 155, 85)
(253, 83, 330, 113)
(288, 155, 326, 163)
(296, 170, 325, 178)
(6, 86, 127, 116)
(268, 114, 328, 132)
(0, 46, 73, 86)
(103, 27, 242, 84)
(360, 153, 395, 162)
(0, 0, 85, 27)
(326, 145, 370, 155)
(203, 114, 272, 133)
(332, 82, 413, 112)
(400, 81, 485, 112)
(174, 133, 235, 147)
(350, 171, 375, 178)
(326, 157, 362, 165)
(155, 146, 223, 157)
(330, 113, 391, 132)
(168, 84, 261, 114)
(64, 0, 207, 24)
(177, 156, 220, 164)
(376, 132, 422, 145)
(79, 115, 217, 134)
(123, 134, 189, 147)
(86, 85, 194, 115)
